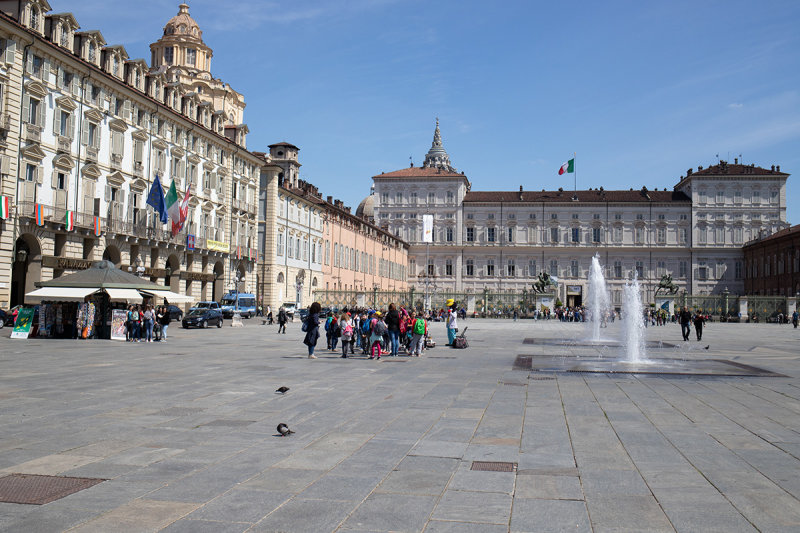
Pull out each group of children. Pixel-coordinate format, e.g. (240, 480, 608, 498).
(125, 304, 171, 342)
(324, 307, 429, 360)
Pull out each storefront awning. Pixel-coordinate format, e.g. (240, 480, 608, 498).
(143, 290, 194, 303)
(105, 288, 147, 302)
(25, 287, 100, 302)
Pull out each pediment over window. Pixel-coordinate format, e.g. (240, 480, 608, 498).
(171, 146, 185, 158)
(81, 163, 102, 179)
(21, 143, 46, 160)
(216, 167, 229, 178)
(188, 196, 200, 208)
(187, 154, 201, 164)
(53, 153, 75, 169)
(215, 205, 228, 216)
(84, 108, 103, 122)
(131, 129, 148, 141)
(202, 161, 216, 169)
(109, 118, 128, 132)
(201, 200, 213, 212)
(106, 170, 125, 186)
(130, 178, 147, 192)
(25, 80, 47, 97)
(55, 95, 77, 111)
(152, 139, 168, 150)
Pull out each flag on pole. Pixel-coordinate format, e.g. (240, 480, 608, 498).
(34, 203, 44, 226)
(171, 185, 191, 236)
(558, 158, 575, 175)
(0, 195, 9, 219)
(146, 174, 169, 224)
(93, 216, 102, 236)
(65, 210, 74, 231)
(422, 214, 433, 243)
(165, 179, 180, 223)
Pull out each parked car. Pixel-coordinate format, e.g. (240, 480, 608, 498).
(282, 302, 297, 320)
(319, 307, 332, 319)
(181, 307, 223, 329)
(166, 304, 184, 321)
(298, 308, 309, 322)
(192, 301, 220, 310)
(0, 308, 7, 328)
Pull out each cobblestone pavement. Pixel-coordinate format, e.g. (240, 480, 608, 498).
(1, 318, 799, 532)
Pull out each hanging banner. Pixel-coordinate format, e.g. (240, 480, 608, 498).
(422, 214, 433, 243)
(110, 309, 128, 340)
(539, 296, 554, 311)
(11, 307, 35, 339)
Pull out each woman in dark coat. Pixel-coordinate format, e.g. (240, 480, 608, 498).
(303, 302, 322, 359)
(384, 303, 401, 356)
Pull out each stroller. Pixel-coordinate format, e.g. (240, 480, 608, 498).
(452, 327, 468, 349)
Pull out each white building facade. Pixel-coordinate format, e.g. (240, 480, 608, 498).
(371, 123, 789, 306)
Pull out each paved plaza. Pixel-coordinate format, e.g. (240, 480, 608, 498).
(1, 318, 800, 532)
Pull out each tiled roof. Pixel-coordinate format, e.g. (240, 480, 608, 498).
(373, 167, 467, 179)
(463, 189, 691, 203)
(269, 142, 300, 150)
(691, 163, 787, 176)
(743, 224, 800, 247)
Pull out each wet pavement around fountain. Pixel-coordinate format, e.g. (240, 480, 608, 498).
(1, 318, 800, 532)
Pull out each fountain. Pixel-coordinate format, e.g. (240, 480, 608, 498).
(586, 254, 612, 342)
(622, 275, 646, 363)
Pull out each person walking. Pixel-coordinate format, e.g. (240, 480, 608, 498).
(369, 312, 386, 360)
(793, 309, 799, 329)
(385, 303, 401, 356)
(303, 302, 322, 359)
(159, 305, 171, 342)
(679, 306, 692, 341)
(693, 311, 705, 341)
(277, 307, 287, 334)
(446, 302, 458, 346)
(126, 305, 135, 342)
(410, 311, 427, 356)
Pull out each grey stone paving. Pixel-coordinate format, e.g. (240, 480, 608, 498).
(1, 318, 800, 531)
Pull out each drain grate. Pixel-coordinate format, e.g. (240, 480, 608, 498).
(529, 375, 557, 381)
(501, 382, 527, 387)
(471, 461, 517, 472)
(0, 474, 105, 505)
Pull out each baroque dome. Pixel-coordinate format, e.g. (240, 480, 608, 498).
(163, 3, 203, 41)
(356, 193, 375, 221)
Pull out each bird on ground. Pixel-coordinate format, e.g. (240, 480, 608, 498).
(277, 423, 294, 436)
(275, 386, 290, 394)
(704, 345, 710, 350)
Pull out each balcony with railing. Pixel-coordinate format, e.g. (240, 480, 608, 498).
(24, 123, 41, 143)
(86, 146, 99, 161)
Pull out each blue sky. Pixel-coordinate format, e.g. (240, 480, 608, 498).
(62, 0, 800, 223)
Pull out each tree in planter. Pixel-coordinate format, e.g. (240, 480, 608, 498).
(555, 299, 563, 308)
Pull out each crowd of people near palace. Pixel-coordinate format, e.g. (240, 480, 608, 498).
(299, 301, 464, 360)
(124, 304, 171, 343)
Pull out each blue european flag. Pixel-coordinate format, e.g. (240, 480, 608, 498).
(147, 174, 168, 224)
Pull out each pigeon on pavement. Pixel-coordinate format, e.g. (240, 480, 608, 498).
(277, 423, 294, 436)
(275, 386, 290, 394)
(704, 345, 710, 350)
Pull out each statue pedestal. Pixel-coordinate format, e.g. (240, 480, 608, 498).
(231, 312, 243, 328)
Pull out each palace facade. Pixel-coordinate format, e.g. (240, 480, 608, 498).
(0, 1, 261, 308)
(370, 121, 789, 306)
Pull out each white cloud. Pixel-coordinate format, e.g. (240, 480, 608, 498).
(728, 103, 744, 109)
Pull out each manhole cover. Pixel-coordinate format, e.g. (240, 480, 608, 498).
(471, 461, 517, 472)
(0, 474, 105, 505)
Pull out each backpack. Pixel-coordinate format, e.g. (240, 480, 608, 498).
(361, 319, 371, 334)
(325, 316, 333, 331)
(413, 318, 425, 336)
(301, 319, 309, 332)
(399, 318, 407, 334)
(373, 320, 387, 336)
(343, 323, 353, 338)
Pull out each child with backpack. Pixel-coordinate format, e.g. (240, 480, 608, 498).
(410, 312, 427, 356)
(360, 313, 371, 354)
(324, 315, 334, 349)
(369, 312, 387, 360)
(339, 312, 354, 358)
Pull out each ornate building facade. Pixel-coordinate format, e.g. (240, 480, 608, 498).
(370, 122, 789, 306)
(0, 1, 260, 308)
(257, 142, 408, 311)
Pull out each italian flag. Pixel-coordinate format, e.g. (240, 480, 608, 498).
(65, 210, 74, 231)
(558, 158, 575, 175)
(165, 179, 181, 223)
(0, 195, 9, 219)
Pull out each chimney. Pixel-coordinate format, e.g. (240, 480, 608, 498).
(326, 195, 332, 204)
(698, 166, 703, 171)
(771, 165, 775, 171)
(519, 185, 523, 192)
(777, 165, 780, 172)
(687, 168, 692, 175)
(734, 157, 738, 164)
